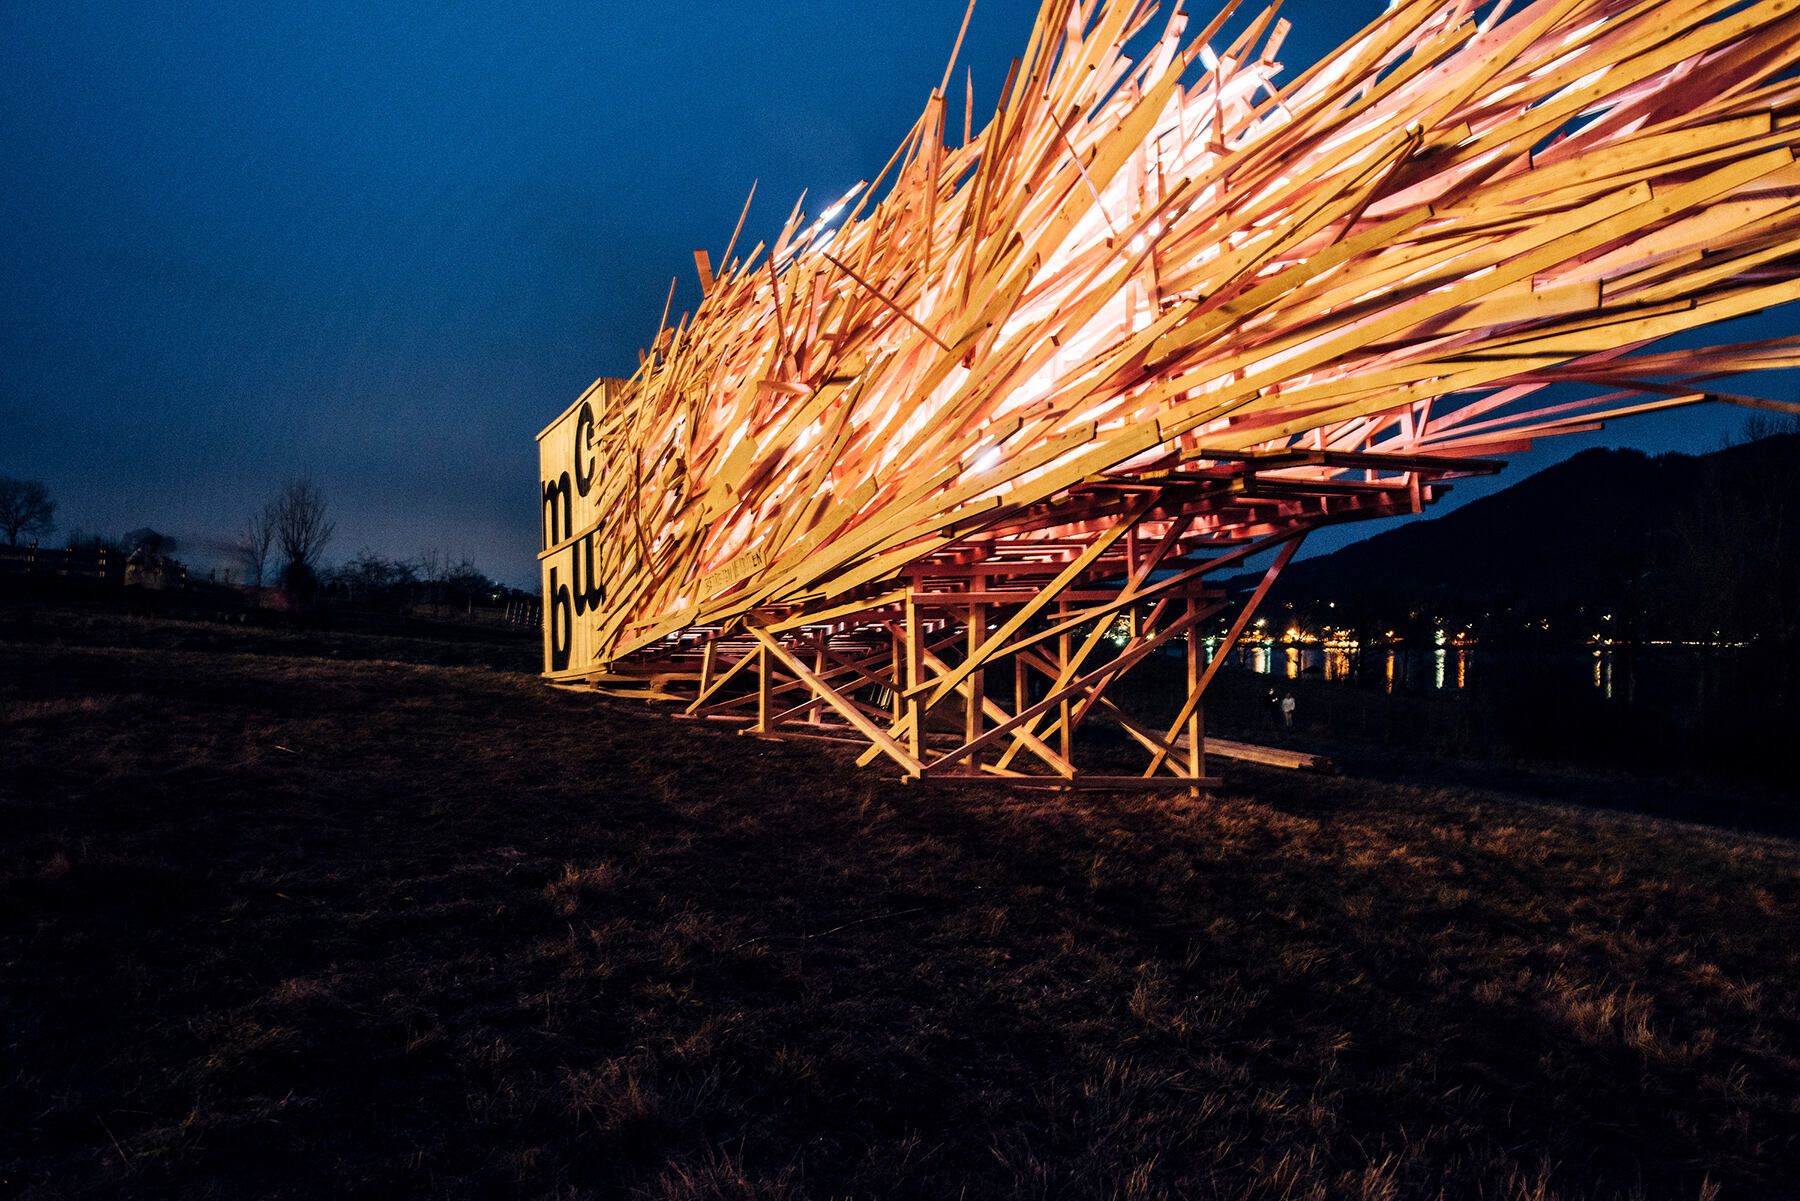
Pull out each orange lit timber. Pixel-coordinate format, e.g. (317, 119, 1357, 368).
(539, 0, 1800, 787)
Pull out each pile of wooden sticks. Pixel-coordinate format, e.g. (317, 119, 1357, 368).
(548, 0, 1800, 669)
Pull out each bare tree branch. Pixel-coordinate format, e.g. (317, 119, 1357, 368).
(238, 501, 278, 588)
(273, 478, 335, 585)
(0, 476, 56, 545)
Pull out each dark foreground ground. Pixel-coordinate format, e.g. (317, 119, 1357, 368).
(3, 606, 1798, 1200)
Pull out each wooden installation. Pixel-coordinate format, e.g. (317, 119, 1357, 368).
(539, 0, 1800, 786)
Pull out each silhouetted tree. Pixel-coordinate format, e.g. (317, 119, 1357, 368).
(437, 554, 494, 616)
(417, 546, 445, 610)
(272, 478, 335, 595)
(237, 501, 278, 589)
(323, 548, 498, 616)
(331, 549, 418, 608)
(0, 476, 56, 545)
(1738, 410, 1800, 444)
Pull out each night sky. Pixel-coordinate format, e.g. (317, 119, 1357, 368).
(3, 1, 1790, 586)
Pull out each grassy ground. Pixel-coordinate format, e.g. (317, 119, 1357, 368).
(3, 605, 1797, 1200)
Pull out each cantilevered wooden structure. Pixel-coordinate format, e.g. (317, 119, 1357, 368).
(539, 0, 1800, 786)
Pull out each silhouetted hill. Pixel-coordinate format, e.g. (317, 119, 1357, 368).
(1245, 433, 1800, 641)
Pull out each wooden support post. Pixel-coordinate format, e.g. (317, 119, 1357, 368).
(904, 591, 925, 759)
(1057, 599, 1073, 763)
(1185, 593, 1204, 780)
(697, 635, 717, 703)
(965, 597, 987, 745)
(809, 639, 827, 725)
(890, 627, 906, 724)
(756, 643, 772, 733)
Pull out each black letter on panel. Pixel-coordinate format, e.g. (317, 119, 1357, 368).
(574, 401, 597, 497)
(542, 471, 573, 548)
(572, 532, 604, 615)
(548, 566, 573, 672)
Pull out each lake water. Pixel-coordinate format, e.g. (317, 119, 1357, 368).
(1212, 640, 1475, 693)
(1207, 638, 1751, 706)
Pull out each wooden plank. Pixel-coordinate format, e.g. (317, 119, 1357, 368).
(1203, 738, 1334, 771)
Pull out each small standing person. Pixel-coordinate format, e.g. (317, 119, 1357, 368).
(1280, 692, 1296, 728)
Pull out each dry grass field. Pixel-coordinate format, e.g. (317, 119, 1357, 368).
(3, 604, 1797, 1200)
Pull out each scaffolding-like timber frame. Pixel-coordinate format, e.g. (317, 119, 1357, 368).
(588, 454, 1480, 788)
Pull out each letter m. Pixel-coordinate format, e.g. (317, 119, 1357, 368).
(542, 471, 573, 548)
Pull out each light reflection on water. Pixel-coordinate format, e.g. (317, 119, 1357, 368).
(1211, 643, 1652, 700)
(1211, 643, 1478, 692)
(1197, 638, 1742, 710)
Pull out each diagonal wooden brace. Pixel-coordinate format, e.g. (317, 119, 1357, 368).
(750, 628, 925, 776)
(1145, 532, 1306, 777)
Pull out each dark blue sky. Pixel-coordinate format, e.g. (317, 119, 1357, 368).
(2, 1, 1787, 585)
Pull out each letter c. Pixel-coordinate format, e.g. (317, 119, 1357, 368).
(574, 402, 596, 497)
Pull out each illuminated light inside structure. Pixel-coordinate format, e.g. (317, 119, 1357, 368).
(538, 0, 1800, 787)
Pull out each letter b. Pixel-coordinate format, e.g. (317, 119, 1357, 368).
(548, 567, 573, 672)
